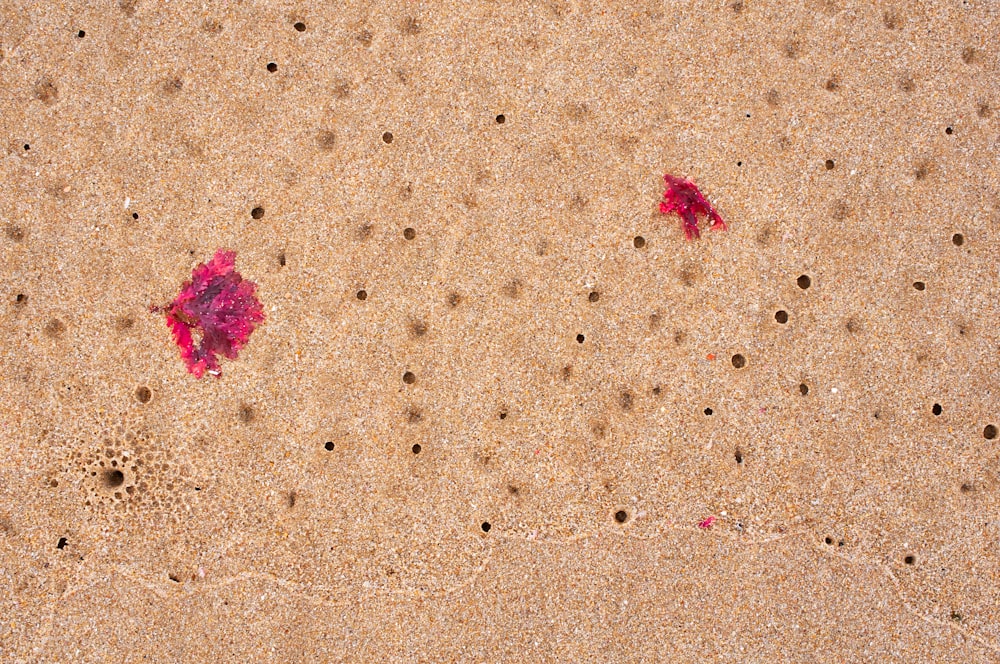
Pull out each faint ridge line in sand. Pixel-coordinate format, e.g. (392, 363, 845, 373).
(817, 540, 1000, 657)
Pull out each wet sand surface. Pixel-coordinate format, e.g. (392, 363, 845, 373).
(1, 1, 999, 661)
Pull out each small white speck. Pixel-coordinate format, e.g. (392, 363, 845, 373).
(124, 197, 130, 209)
(831, 387, 839, 394)
(850, 169, 857, 175)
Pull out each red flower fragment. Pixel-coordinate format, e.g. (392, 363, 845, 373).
(154, 249, 264, 379)
(659, 174, 727, 241)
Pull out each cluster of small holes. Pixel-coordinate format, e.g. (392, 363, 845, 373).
(46, 422, 203, 520)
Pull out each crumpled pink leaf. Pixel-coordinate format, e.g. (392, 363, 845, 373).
(156, 249, 264, 379)
(659, 174, 728, 241)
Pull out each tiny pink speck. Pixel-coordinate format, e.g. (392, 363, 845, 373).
(698, 516, 717, 529)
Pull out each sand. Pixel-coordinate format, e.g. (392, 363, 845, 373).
(1, 0, 998, 661)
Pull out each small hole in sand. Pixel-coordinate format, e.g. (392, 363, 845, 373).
(57, 537, 68, 549)
(135, 386, 151, 403)
(251, 207, 265, 220)
(731, 354, 746, 369)
(932, 403, 942, 416)
(576, 334, 585, 344)
(797, 274, 811, 289)
(382, 131, 394, 144)
(735, 448, 743, 463)
(775, 310, 788, 324)
(266, 62, 278, 73)
(952, 233, 964, 246)
(614, 510, 628, 523)
(825, 159, 835, 170)
(403, 227, 416, 240)
(633, 236, 646, 248)
(324, 441, 334, 451)
(238, 405, 255, 423)
(294, 21, 306, 32)
(913, 281, 925, 291)
(945, 126, 953, 135)
(77, 30, 86, 38)
(356, 289, 367, 300)
(402, 371, 416, 385)
(704, 408, 713, 416)
(411, 443, 421, 454)
(480, 521, 491, 533)
(588, 291, 599, 302)
(495, 114, 506, 124)
(799, 383, 809, 395)
(984, 425, 997, 440)
(102, 469, 125, 489)
(904, 555, 915, 565)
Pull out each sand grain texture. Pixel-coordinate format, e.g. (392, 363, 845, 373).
(1, 1, 999, 662)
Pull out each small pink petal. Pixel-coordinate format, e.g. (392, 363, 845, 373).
(698, 516, 717, 529)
